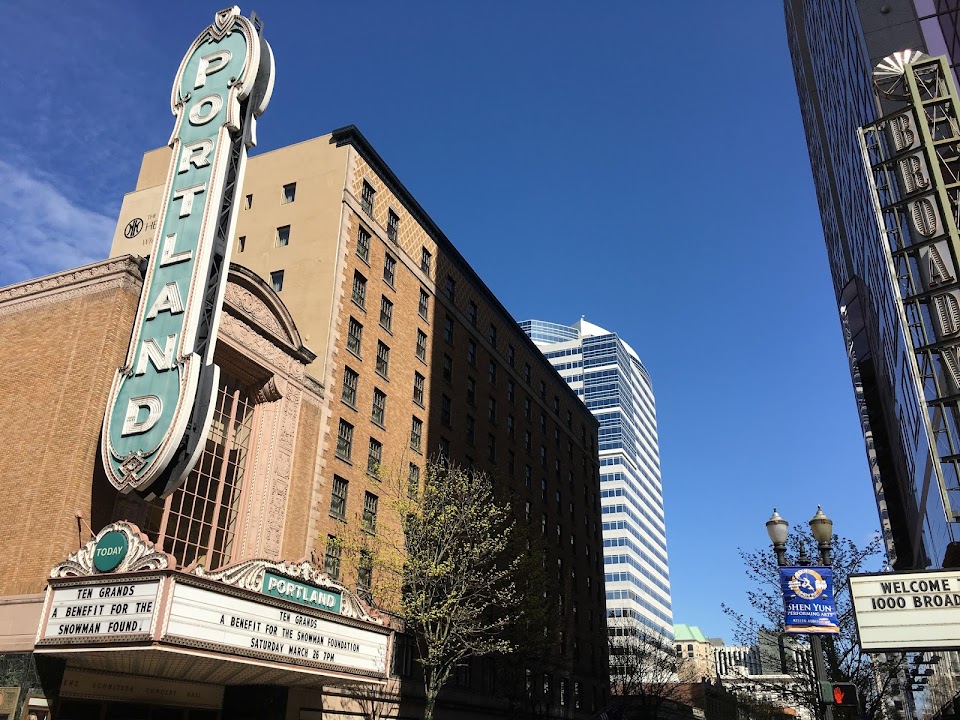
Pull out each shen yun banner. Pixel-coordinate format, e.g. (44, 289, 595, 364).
(780, 566, 840, 634)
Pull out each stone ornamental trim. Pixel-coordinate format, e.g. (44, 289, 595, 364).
(190, 558, 380, 623)
(50, 522, 174, 578)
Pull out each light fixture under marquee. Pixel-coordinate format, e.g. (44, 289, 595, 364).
(101, 7, 274, 499)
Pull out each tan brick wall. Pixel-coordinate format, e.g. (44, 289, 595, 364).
(282, 393, 321, 561)
(311, 206, 427, 593)
(0, 259, 142, 596)
(324, 151, 608, 693)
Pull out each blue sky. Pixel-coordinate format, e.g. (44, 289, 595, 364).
(0, 1, 884, 640)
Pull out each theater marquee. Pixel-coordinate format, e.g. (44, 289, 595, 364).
(36, 523, 391, 682)
(850, 569, 960, 651)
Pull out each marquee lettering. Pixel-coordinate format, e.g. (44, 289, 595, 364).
(194, 50, 232, 89)
(922, 242, 956, 288)
(932, 291, 960, 338)
(890, 113, 917, 152)
(188, 95, 223, 126)
(898, 154, 931, 194)
(178, 140, 214, 173)
(146, 282, 185, 319)
(159, 233, 192, 267)
(941, 344, 960, 392)
(172, 183, 206, 218)
(135, 335, 178, 376)
(122, 396, 163, 436)
(909, 197, 940, 238)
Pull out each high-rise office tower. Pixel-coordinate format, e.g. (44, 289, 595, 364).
(519, 319, 672, 638)
(785, 0, 960, 571)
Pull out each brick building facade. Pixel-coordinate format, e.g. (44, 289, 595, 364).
(0, 127, 609, 719)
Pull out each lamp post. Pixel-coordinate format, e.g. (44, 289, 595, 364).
(766, 506, 835, 720)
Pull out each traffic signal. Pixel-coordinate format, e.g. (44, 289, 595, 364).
(831, 683, 859, 708)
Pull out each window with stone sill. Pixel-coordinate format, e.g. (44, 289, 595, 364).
(380, 295, 393, 332)
(357, 227, 371, 263)
(442, 354, 453, 383)
(347, 317, 363, 356)
(367, 438, 383, 480)
(341, 366, 359, 407)
(383, 253, 396, 285)
(371, 388, 387, 426)
(444, 314, 455, 344)
(376, 341, 390, 378)
(324, 535, 341, 579)
(441, 395, 452, 426)
(336, 420, 354, 462)
(416, 330, 428, 362)
(361, 180, 375, 216)
(363, 491, 379, 533)
(413, 372, 425, 406)
(358, 549, 373, 593)
(387, 209, 400, 244)
(410, 415, 423, 452)
(418, 288, 429, 319)
(352, 271, 367, 309)
(330, 475, 349, 518)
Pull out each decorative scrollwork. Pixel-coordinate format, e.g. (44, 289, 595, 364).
(50, 522, 173, 578)
(190, 558, 380, 623)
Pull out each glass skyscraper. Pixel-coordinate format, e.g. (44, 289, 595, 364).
(519, 319, 672, 638)
(786, 0, 960, 572)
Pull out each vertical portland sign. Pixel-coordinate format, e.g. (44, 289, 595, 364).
(102, 7, 274, 499)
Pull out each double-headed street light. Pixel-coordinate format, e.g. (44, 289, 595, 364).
(766, 506, 836, 720)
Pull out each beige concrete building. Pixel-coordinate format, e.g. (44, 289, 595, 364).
(0, 127, 609, 719)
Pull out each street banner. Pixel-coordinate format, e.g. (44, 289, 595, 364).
(780, 566, 840, 634)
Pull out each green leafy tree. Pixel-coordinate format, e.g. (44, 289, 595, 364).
(403, 461, 519, 719)
(350, 460, 518, 720)
(722, 532, 906, 720)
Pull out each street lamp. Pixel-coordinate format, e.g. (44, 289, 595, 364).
(809, 506, 834, 565)
(765, 507, 836, 720)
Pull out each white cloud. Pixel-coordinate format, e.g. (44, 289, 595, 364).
(0, 159, 116, 287)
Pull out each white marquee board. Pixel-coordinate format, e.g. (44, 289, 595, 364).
(850, 570, 960, 651)
(40, 581, 160, 641)
(165, 583, 389, 674)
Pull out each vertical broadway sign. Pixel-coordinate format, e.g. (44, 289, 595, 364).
(861, 53, 960, 522)
(102, 7, 274, 499)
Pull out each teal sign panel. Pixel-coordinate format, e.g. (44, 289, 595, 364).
(262, 572, 343, 614)
(93, 531, 128, 572)
(101, 8, 273, 499)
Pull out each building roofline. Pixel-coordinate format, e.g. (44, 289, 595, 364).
(330, 125, 597, 427)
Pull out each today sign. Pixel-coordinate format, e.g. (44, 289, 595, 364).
(93, 531, 128, 572)
(101, 7, 273, 499)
